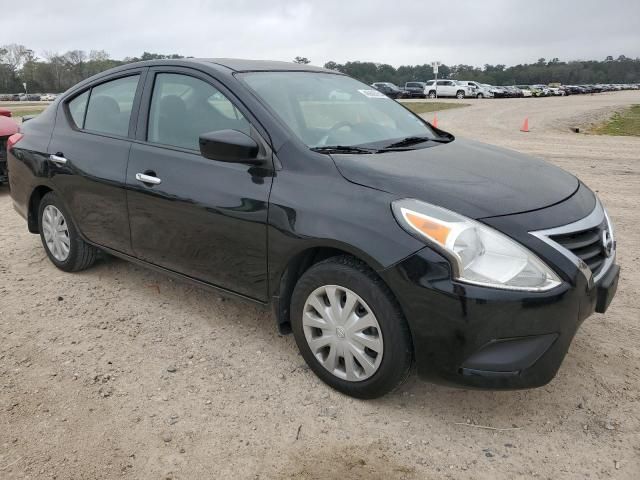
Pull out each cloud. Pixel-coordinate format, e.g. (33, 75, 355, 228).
(4, 0, 640, 67)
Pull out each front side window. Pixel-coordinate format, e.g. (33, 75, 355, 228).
(84, 75, 139, 136)
(147, 73, 250, 150)
(240, 71, 435, 149)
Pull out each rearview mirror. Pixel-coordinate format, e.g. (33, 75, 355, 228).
(199, 129, 261, 164)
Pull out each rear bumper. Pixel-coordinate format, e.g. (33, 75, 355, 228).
(0, 158, 7, 183)
(381, 248, 619, 390)
(0, 137, 7, 183)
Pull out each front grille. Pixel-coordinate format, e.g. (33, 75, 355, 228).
(549, 221, 607, 276)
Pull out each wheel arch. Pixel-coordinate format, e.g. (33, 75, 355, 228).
(271, 245, 404, 336)
(27, 185, 54, 233)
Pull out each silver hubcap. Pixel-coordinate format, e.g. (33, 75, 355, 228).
(302, 285, 383, 381)
(42, 205, 70, 262)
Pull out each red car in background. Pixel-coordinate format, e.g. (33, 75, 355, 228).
(1, 115, 19, 184)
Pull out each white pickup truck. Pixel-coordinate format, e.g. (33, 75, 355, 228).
(424, 80, 475, 99)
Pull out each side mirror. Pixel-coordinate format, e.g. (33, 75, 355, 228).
(199, 129, 261, 164)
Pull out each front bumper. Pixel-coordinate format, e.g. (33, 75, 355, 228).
(381, 235, 619, 390)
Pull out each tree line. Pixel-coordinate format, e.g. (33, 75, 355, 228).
(1, 43, 638, 94)
(0, 44, 185, 94)
(323, 56, 640, 87)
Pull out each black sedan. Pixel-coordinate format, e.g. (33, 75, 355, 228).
(371, 82, 410, 99)
(7, 59, 619, 398)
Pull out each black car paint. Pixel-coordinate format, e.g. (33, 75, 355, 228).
(331, 138, 579, 219)
(7, 59, 618, 390)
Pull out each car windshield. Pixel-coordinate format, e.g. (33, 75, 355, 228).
(239, 71, 436, 149)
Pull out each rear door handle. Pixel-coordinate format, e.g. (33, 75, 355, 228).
(49, 154, 68, 165)
(135, 172, 162, 185)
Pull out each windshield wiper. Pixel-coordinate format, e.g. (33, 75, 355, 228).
(381, 136, 449, 150)
(311, 145, 375, 154)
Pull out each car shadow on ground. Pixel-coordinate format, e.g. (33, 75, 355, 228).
(76, 250, 601, 420)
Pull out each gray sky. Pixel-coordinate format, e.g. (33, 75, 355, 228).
(5, 0, 640, 67)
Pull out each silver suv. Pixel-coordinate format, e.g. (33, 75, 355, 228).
(424, 80, 474, 99)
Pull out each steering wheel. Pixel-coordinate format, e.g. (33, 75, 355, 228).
(317, 121, 355, 146)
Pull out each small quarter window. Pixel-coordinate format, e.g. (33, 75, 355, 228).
(68, 90, 89, 128)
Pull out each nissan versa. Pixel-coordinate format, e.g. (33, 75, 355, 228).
(6, 59, 619, 399)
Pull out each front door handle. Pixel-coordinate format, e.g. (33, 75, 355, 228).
(135, 172, 162, 185)
(49, 154, 68, 166)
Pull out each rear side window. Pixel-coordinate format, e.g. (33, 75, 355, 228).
(147, 73, 250, 150)
(68, 90, 89, 128)
(84, 75, 139, 137)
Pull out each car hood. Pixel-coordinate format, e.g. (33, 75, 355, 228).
(331, 138, 579, 219)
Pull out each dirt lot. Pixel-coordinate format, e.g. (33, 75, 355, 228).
(1, 92, 639, 479)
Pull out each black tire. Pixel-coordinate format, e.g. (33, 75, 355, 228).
(290, 256, 412, 399)
(428, 91, 437, 99)
(456, 90, 465, 99)
(38, 191, 98, 272)
(477, 93, 484, 99)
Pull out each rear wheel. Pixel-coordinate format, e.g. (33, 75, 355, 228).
(456, 90, 465, 99)
(428, 91, 437, 99)
(476, 92, 484, 99)
(38, 192, 98, 272)
(290, 256, 412, 399)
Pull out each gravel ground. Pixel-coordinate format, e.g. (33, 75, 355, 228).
(1, 91, 639, 480)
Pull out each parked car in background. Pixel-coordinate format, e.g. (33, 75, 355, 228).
(7, 58, 619, 399)
(9, 94, 21, 101)
(0, 115, 19, 184)
(548, 87, 566, 96)
(424, 80, 474, 99)
(371, 82, 409, 99)
(19, 93, 41, 101)
(484, 85, 508, 98)
(503, 86, 524, 98)
(514, 86, 532, 97)
(457, 81, 493, 99)
(403, 82, 427, 98)
(41, 93, 57, 101)
(517, 85, 543, 97)
(531, 85, 552, 96)
(564, 85, 585, 94)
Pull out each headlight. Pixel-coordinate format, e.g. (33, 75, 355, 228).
(392, 199, 561, 291)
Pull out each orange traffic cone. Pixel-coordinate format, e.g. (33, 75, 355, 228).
(432, 112, 438, 128)
(520, 117, 529, 132)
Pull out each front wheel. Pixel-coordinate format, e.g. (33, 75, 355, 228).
(38, 191, 98, 272)
(428, 91, 437, 99)
(290, 256, 412, 399)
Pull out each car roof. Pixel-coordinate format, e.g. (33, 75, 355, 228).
(63, 58, 343, 98)
(109, 58, 336, 73)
